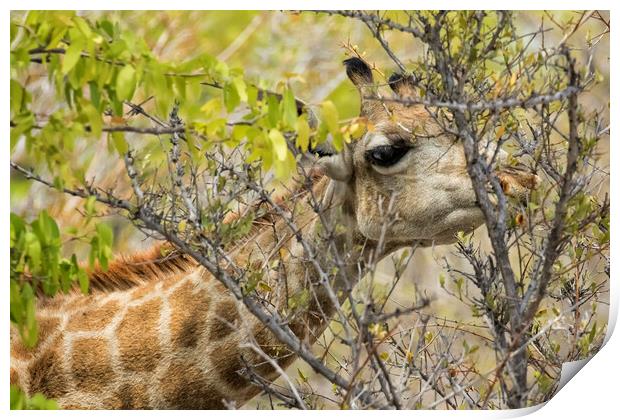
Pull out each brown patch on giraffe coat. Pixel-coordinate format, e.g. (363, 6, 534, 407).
(105, 382, 151, 409)
(71, 337, 116, 393)
(160, 361, 226, 409)
(66, 299, 119, 332)
(209, 340, 250, 389)
(308, 291, 335, 332)
(248, 325, 298, 377)
(10, 367, 19, 385)
(169, 280, 210, 348)
(208, 299, 239, 341)
(244, 326, 280, 378)
(27, 340, 67, 399)
(11, 317, 61, 359)
(117, 297, 162, 372)
(213, 281, 228, 294)
(289, 317, 308, 339)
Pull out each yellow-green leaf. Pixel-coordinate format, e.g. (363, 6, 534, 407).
(268, 129, 288, 161)
(223, 82, 240, 112)
(281, 89, 297, 128)
(116, 65, 137, 101)
(232, 77, 248, 102)
(72, 16, 92, 38)
(257, 281, 272, 292)
(295, 116, 310, 152)
(321, 100, 339, 135)
(110, 132, 128, 155)
(83, 103, 102, 138)
(61, 36, 85, 74)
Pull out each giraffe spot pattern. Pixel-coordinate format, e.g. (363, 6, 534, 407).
(209, 340, 251, 389)
(27, 341, 68, 399)
(10, 367, 19, 385)
(248, 325, 297, 377)
(11, 317, 60, 359)
(71, 337, 116, 393)
(105, 382, 151, 409)
(169, 280, 210, 349)
(207, 299, 239, 341)
(117, 297, 162, 372)
(160, 361, 227, 409)
(66, 299, 119, 332)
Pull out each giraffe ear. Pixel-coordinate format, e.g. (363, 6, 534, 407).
(316, 140, 353, 182)
(343, 57, 374, 88)
(344, 57, 377, 118)
(388, 72, 416, 97)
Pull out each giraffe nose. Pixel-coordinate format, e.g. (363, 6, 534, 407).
(495, 165, 541, 203)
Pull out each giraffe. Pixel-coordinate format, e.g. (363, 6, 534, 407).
(10, 57, 539, 409)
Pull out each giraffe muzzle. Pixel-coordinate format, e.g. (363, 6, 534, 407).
(494, 165, 541, 204)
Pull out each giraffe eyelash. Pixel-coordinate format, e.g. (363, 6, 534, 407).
(365, 144, 411, 167)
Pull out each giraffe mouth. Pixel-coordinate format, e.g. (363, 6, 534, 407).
(494, 165, 541, 203)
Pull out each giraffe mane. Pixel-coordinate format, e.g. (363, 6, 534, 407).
(84, 243, 197, 293)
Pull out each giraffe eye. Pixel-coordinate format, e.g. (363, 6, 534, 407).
(365, 145, 411, 167)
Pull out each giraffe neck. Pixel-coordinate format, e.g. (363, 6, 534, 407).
(11, 176, 387, 409)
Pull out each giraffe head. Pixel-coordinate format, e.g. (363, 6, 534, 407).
(317, 57, 539, 247)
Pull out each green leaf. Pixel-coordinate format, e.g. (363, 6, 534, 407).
(10, 79, 24, 114)
(83, 103, 102, 138)
(72, 16, 92, 38)
(588, 322, 597, 344)
(321, 100, 339, 134)
(23, 284, 38, 347)
(89, 236, 99, 268)
(24, 232, 41, 272)
(116, 64, 137, 101)
(110, 132, 128, 155)
(268, 129, 288, 161)
(10, 21, 18, 42)
(36, 210, 60, 244)
(247, 85, 258, 106)
(88, 81, 101, 110)
(96, 223, 114, 248)
(267, 94, 280, 127)
(223, 82, 240, 112)
(10, 281, 24, 325)
(321, 100, 344, 151)
(84, 195, 96, 220)
(273, 152, 296, 181)
(61, 35, 85, 74)
(11, 385, 59, 410)
(295, 116, 310, 152)
(281, 88, 297, 128)
(77, 268, 89, 294)
(297, 368, 308, 382)
(232, 77, 248, 102)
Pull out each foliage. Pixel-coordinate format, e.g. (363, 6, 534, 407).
(10, 10, 609, 410)
(10, 209, 115, 348)
(10, 386, 58, 410)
